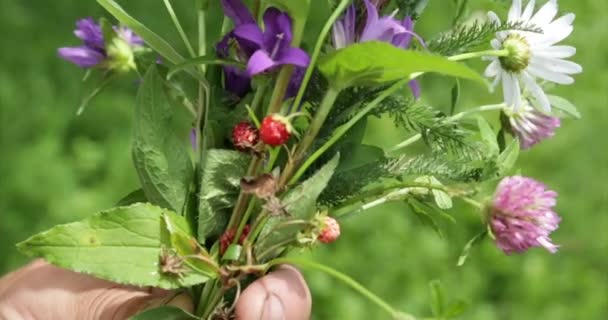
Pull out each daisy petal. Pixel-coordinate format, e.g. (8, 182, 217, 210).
(531, 57, 582, 74)
(527, 64, 574, 84)
(521, 72, 551, 112)
(508, 0, 522, 22)
(534, 45, 576, 59)
(531, 0, 558, 27)
(521, 0, 536, 21)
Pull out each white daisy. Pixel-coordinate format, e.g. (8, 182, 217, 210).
(485, 0, 582, 111)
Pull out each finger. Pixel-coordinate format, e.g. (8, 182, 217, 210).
(235, 265, 311, 320)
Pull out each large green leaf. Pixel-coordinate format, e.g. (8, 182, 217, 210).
(131, 306, 197, 320)
(97, 0, 185, 65)
(17, 203, 211, 289)
(318, 41, 487, 89)
(133, 66, 194, 212)
(198, 149, 250, 241)
(256, 154, 340, 258)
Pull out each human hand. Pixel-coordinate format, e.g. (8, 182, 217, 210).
(0, 260, 311, 320)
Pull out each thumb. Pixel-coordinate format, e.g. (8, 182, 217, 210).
(235, 265, 311, 320)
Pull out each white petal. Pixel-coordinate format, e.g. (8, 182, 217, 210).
(490, 74, 502, 92)
(538, 13, 575, 46)
(521, 0, 536, 21)
(487, 11, 501, 25)
(521, 72, 551, 112)
(491, 39, 501, 50)
(534, 45, 576, 58)
(527, 64, 575, 84)
(531, 0, 558, 27)
(503, 73, 521, 109)
(485, 60, 501, 77)
(530, 56, 582, 74)
(509, 0, 522, 22)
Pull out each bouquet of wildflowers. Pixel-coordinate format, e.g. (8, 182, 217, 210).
(18, 0, 582, 318)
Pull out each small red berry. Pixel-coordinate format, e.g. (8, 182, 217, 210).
(318, 217, 341, 244)
(232, 121, 259, 151)
(260, 114, 292, 146)
(219, 225, 251, 255)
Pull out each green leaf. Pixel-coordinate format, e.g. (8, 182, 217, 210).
(476, 116, 499, 157)
(97, 0, 186, 65)
(257, 154, 340, 257)
(76, 73, 118, 115)
(497, 139, 520, 175)
(547, 95, 582, 119)
(318, 41, 487, 89)
(116, 189, 148, 206)
(17, 203, 210, 289)
(167, 55, 245, 81)
(444, 300, 470, 318)
(450, 80, 461, 115)
(429, 280, 446, 318)
(407, 198, 444, 239)
(132, 66, 194, 213)
(198, 149, 250, 241)
(131, 306, 198, 320)
(457, 231, 487, 267)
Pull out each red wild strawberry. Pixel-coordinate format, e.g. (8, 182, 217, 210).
(219, 225, 251, 255)
(318, 217, 341, 244)
(260, 114, 292, 146)
(232, 121, 259, 151)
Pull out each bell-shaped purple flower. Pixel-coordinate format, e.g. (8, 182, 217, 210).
(332, 0, 422, 98)
(489, 176, 561, 255)
(58, 17, 143, 70)
(504, 102, 561, 150)
(246, 8, 310, 76)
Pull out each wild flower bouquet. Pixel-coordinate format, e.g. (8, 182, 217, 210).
(18, 0, 582, 319)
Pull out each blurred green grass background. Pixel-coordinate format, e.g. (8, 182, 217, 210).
(0, 0, 606, 319)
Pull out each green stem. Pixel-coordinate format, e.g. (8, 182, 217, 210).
(163, 0, 196, 58)
(461, 196, 483, 209)
(283, 87, 341, 186)
(266, 258, 411, 319)
(267, 66, 294, 114)
(291, 0, 351, 112)
(250, 80, 269, 117)
(389, 134, 423, 152)
(290, 79, 409, 185)
(227, 157, 263, 229)
(449, 49, 509, 62)
(198, 2, 207, 71)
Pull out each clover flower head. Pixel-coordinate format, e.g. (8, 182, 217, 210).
(504, 99, 561, 149)
(490, 176, 561, 254)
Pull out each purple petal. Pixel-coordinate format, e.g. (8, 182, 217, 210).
(392, 17, 414, 48)
(276, 47, 310, 68)
(115, 26, 144, 46)
(224, 67, 252, 97)
(233, 23, 265, 49)
(221, 0, 256, 25)
(58, 46, 105, 68)
(247, 50, 278, 75)
(74, 17, 104, 50)
(361, 16, 406, 42)
(190, 128, 198, 149)
(332, 5, 357, 49)
(262, 8, 293, 50)
(408, 80, 421, 99)
(286, 67, 306, 99)
(363, 0, 379, 29)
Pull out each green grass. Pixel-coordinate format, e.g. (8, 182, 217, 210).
(1, 1, 606, 319)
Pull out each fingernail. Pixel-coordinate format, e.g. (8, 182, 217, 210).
(260, 293, 285, 320)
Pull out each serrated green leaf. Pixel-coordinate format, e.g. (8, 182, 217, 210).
(257, 154, 340, 258)
(497, 139, 520, 175)
(547, 95, 581, 119)
(429, 280, 446, 317)
(198, 149, 250, 241)
(457, 231, 487, 266)
(97, 0, 186, 66)
(132, 66, 194, 213)
(131, 306, 197, 320)
(318, 41, 487, 89)
(476, 116, 499, 156)
(17, 203, 210, 289)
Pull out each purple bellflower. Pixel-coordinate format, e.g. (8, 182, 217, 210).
(332, 0, 423, 98)
(489, 176, 561, 255)
(217, 0, 310, 98)
(58, 18, 143, 71)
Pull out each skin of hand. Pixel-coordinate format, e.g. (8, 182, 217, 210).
(0, 260, 311, 320)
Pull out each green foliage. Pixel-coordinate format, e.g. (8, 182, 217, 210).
(547, 95, 582, 119)
(132, 66, 194, 213)
(318, 41, 486, 89)
(428, 20, 542, 56)
(131, 307, 198, 320)
(198, 149, 250, 241)
(17, 203, 211, 289)
(392, 0, 431, 18)
(257, 154, 340, 258)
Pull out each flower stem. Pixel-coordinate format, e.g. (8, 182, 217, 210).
(281, 87, 341, 186)
(163, 0, 196, 58)
(290, 0, 351, 113)
(266, 258, 412, 319)
(449, 49, 509, 62)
